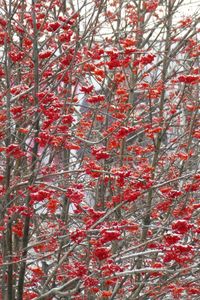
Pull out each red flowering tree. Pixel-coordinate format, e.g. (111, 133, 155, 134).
(0, 0, 199, 299)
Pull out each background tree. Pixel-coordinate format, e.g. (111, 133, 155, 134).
(0, 0, 199, 299)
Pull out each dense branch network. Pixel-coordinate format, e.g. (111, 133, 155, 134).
(0, 0, 199, 299)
